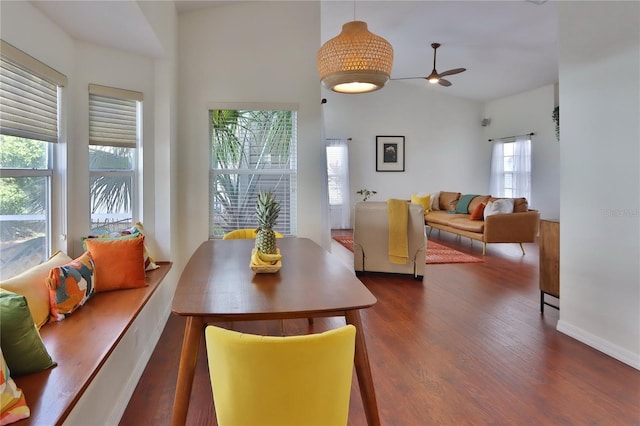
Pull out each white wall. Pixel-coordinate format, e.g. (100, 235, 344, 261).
(557, 1, 640, 369)
(323, 81, 484, 224)
(177, 1, 324, 262)
(483, 84, 560, 220)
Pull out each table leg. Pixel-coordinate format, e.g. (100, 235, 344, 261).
(171, 316, 204, 426)
(345, 310, 380, 426)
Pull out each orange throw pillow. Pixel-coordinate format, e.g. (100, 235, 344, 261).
(85, 237, 147, 292)
(470, 202, 486, 220)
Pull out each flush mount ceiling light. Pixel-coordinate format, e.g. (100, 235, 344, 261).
(317, 19, 393, 94)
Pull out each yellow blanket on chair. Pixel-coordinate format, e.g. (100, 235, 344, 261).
(387, 198, 408, 264)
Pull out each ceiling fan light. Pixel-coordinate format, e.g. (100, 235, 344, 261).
(427, 69, 439, 84)
(318, 21, 393, 94)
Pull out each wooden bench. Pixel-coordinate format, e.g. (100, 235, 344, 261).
(13, 262, 172, 425)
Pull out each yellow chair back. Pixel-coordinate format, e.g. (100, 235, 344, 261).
(222, 228, 284, 240)
(204, 325, 356, 426)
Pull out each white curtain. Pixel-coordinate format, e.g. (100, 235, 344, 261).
(326, 139, 351, 229)
(489, 135, 531, 201)
(512, 135, 532, 200)
(489, 141, 505, 197)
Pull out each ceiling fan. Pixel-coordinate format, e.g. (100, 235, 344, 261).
(392, 43, 466, 87)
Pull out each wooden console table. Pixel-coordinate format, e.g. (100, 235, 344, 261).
(539, 219, 559, 313)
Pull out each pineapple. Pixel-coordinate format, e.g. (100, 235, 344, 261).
(255, 191, 280, 254)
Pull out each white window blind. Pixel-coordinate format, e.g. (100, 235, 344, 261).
(0, 40, 65, 278)
(89, 84, 142, 148)
(209, 108, 297, 238)
(0, 40, 66, 143)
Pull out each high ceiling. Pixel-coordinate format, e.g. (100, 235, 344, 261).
(30, 0, 558, 102)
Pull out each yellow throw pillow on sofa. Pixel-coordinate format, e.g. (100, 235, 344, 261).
(410, 194, 431, 213)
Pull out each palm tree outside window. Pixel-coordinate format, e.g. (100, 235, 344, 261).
(209, 108, 297, 239)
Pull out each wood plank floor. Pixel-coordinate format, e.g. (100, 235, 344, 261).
(120, 231, 640, 426)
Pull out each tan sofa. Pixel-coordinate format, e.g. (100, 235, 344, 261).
(353, 201, 426, 279)
(425, 191, 539, 255)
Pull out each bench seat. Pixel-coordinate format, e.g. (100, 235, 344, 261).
(13, 262, 171, 426)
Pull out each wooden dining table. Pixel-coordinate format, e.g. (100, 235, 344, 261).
(171, 237, 380, 426)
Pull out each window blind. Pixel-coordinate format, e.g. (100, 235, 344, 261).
(210, 109, 297, 238)
(89, 84, 142, 148)
(0, 40, 66, 143)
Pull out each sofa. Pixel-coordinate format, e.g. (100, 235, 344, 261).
(353, 201, 426, 279)
(421, 191, 539, 255)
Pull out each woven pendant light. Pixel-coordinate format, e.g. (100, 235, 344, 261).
(317, 21, 393, 94)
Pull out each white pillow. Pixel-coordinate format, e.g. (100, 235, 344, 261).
(429, 192, 440, 211)
(484, 199, 514, 218)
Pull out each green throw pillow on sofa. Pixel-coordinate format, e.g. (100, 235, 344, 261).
(0, 289, 57, 377)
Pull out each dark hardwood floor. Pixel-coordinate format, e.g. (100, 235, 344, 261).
(121, 231, 640, 426)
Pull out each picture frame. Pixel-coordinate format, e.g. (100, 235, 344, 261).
(376, 136, 405, 172)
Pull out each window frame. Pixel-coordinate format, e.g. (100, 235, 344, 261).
(208, 104, 298, 239)
(0, 40, 67, 278)
(88, 84, 143, 233)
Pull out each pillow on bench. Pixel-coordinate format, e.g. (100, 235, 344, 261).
(1, 349, 30, 424)
(47, 251, 95, 322)
(0, 289, 56, 377)
(85, 237, 147, 293)
(0, 251, 73, 329)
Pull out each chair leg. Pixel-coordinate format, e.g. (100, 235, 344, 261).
(519, 243, 525, 255)
(307, 318, 314, 325)
(482, 242, 486, 255)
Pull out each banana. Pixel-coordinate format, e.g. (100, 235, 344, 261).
(251, 249, 281, 266)
(257, 250, 282, 263)
(251, 250, 268, 266)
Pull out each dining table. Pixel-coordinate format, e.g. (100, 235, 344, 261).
(171, 237, 380, 426)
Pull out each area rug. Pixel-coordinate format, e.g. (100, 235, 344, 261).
(333, 234, 483, 264)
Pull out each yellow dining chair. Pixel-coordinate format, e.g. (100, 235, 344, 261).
(204, 325, 356, 426)
(222, 228, 284, 240)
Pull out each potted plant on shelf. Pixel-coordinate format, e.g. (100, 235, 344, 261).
(357, 189, 377, 201)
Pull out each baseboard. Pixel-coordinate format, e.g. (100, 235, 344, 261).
(557, 320, 640, 370)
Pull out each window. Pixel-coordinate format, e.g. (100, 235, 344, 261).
(0, 40, 66, 279)
(209, 108, 297, 238)
(489, 135, 531, 201)
(88, 84, 142, 234)
(326, 138, 351, 229)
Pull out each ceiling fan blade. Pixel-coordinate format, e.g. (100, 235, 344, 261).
(389, 77, 428, 81)
(438, 78, 452, 87)
(437, 68, 466, 78)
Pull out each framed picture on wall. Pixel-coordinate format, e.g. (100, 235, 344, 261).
(376, 136, 405, 172)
